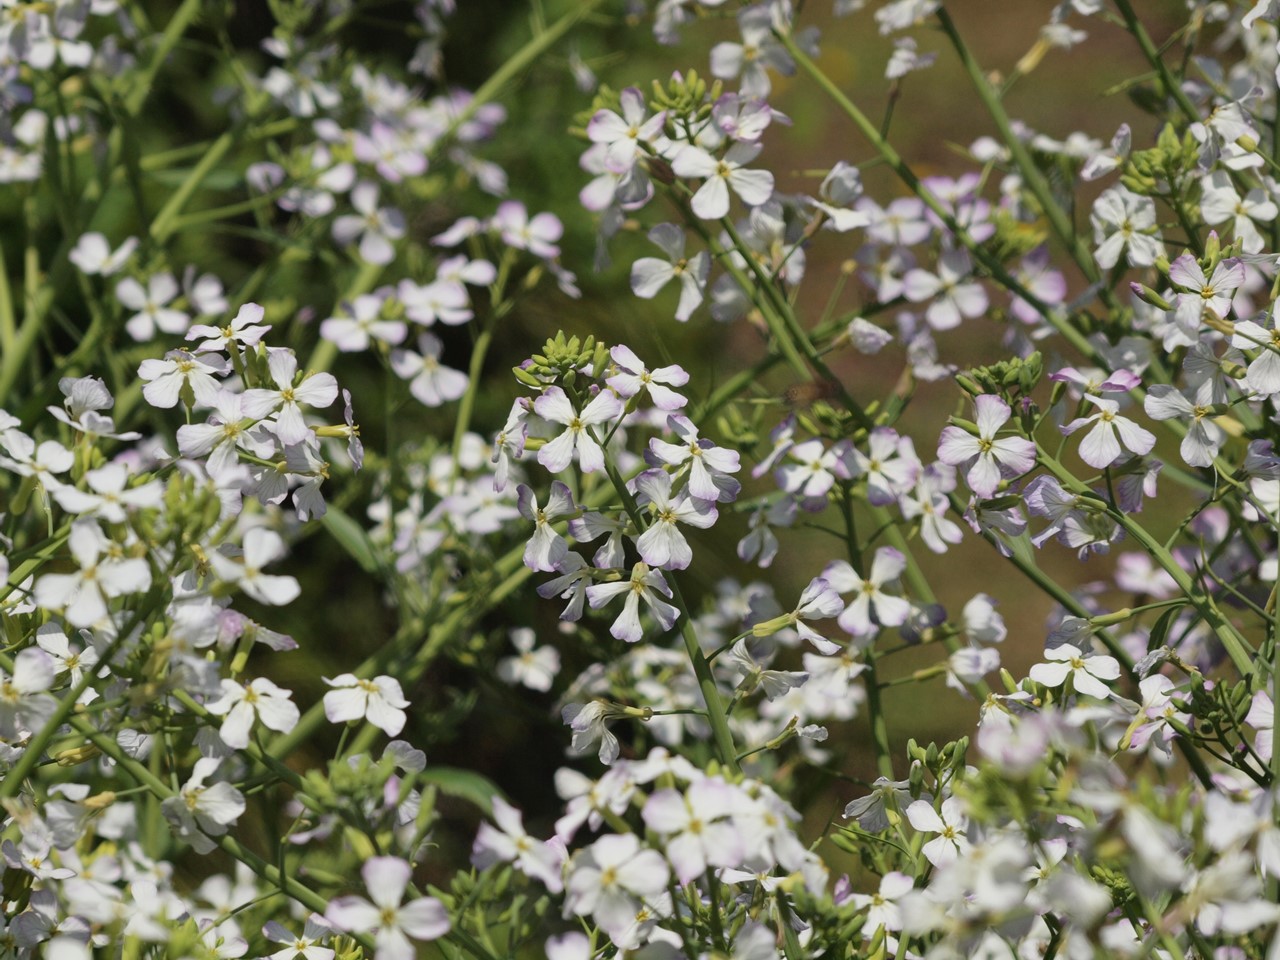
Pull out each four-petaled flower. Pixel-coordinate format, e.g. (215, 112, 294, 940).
(325, 857, 449, 960)
(534, 387, 624, 475)
(937, 395, 1036, 499)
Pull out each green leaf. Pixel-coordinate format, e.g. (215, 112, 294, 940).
(417, 766, 505, 814)
(1149, 604, 1187, 652)
(320, 506, 380, 575)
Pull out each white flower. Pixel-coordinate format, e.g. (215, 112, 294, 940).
(161, 758, 246, 854)
(208, 529, 301, 606)
(496, 628, 561, 693)
(906, 797, 970, 867)
(1143, 385, 1224, 467)
(69, 233, 137, 276)
(641, 777, 745, 883)
(325, 857, 449, 960)
(1091, 186, 1162, 269)
(186, 302, 273, 355)
(823, 547, 911, 638)
(0, 648, 57, 740)
(116, 273, 189, 341)
(903, 249, 987, 330)
(390, 333, 468, 408)
(1029, 643, 1121, 699)
(240, 349, 339, 446)
(323, 674, 410, 736)
(205, 677, 300, 749)
(1060, 394, 1156, 469)
(586, 87, 666, 175)
(671, 142, 774, 219)
(52, 463, 164, 524)
(563, 834, 669, 943)
(320, 294, 407, 352)
(1199, 170, 1278, 253)
(472, 796, 564, 892)
(629, 224, 710, 323)
(534, 387, 624, 475)
(138, 349, 228, 409)
(33, 520, 152, 628)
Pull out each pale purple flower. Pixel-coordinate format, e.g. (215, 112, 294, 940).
(332, 182, 405, 265)
(353, 122, 427, 184)
(902, 249, 987, 330)
(325, 857, 449, 960)
(606, 344, 689, 410)
(493, 201, 563, 258)
(633, 469, 717, 570)
(936, 395, 1036, 498)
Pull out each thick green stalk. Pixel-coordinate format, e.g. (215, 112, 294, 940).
(600, 458, 742, 773)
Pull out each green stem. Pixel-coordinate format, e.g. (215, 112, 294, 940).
(1036, 449, 1254, 676)
(1110, 0, 1201, 124)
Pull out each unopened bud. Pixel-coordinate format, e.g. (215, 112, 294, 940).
(1129, 283, 1172, 311)
(55, 744, 101, 766)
